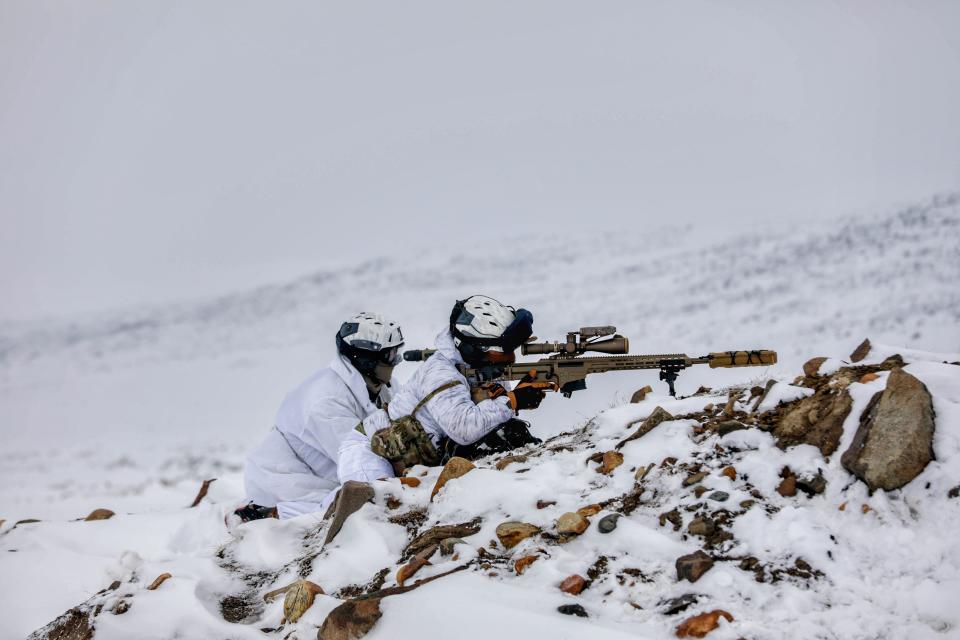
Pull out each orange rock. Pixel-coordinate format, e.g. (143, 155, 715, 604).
(576, 504, 602, 517)
(496, 522, 541, 549)
(599, 451, 624, 474)
(430, 457, 476, 501)
(399, 477, 421, 488)
(559, 574, 587, 595)
(777, 476, 797, 497)
(859, 372, 880, 384)
(84, 508, 115, 521)
(146, 573, 172, 591)
(675, 609, 734, 638)
(861, 504, 873, 514)
(720, 466, 737, 481)
(514, 555, 539, 575)
(839, 502, 847, 511)
(802, 357, 828, 378)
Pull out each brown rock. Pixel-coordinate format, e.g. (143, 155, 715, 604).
(676, 550, 714, 582)
(189, 478, 217, 508)
(536, 500, 557, 509)
(559, 575, 587, 595)
(617, 407, 674, 449)
(318, 597, 383, 640)
(635, 463, 655, 481)
(396, 545, 437, 587)
(496, 455, 528, 470)
(495, 522, 541, 549)
(859, 372, 880, 384)
(720, 466, 737, 481)
(283, 580, 324, 622)
(27, 606, 94, 640)
(803, 357, 829, 378)
(556, 512, 589, 536)
(431, 457, 476, 500)
(630, 385, 654, 403)
(686, 517, 715, 538)
(676, 609, 734, 638)
(841, 368, 936, 491)
(750, 379, 778, 412)
(577, 504, 602, 517)
(599, 451, 624, 474)
(692, 485, 708, 498)
(84, 508, 115, 522)
(777, 475, 797, 497)
(146, 573, 172, 591)
(850, 338, 872, 363)
(403, 518, 482, 558)
(774, 385, 853, 457)
(683, 472, 707, 487)
(514, 555, 538, 574)
(399, 477, 421, 488)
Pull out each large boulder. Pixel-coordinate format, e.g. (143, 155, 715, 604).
(841, 368, 936, 491)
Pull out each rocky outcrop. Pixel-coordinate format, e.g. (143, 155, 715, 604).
(841, 368, 936, 491)
(773, 385, 853, 457)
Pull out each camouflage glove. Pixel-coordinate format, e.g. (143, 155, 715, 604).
(471, 382, 508, 404)
(508, 375, 547, 411)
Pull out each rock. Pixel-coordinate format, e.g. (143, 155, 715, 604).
(27, 606, 94, 640)
(396, 545, 437, 586)
(318, 597, 383, 640)
(577, 504, 602, 517)
(439, 537, 464, 556)
(556, 512, 589, 536)
(189, 478, 217, 507)
(559, 574, 587, 595)
(514, 555, 538, 574)
(431, 457, 476, 500)
(707, 491, 729, 502)
(557, 604, 588, 617)
(803, 357, 829, 378)
(774, 385, 853, 457)
(722, 389, 742, 416)
(949, 486, 960, 499)
(598, 514, 620, 533)
(692, 485, 708, 498)
(398, 477, 421, 488)
(675, 609, 734, 638)
(683, 471, 707, 487)
(720, 466, 737, 481)
(536, 499, 556, 509)
(599, 451, 624, 474)
(635, 463, 655, 481)
(676, 550, 714, 583)
(686, 517, 715, 538)
(630, 385, 653, 403)
(283, 580, 324, 622)
(717, 421, 746, 437)
(739, 500, 755, 509)
(750, 379, 778, 412)
(404, 518, 482, 558)
(796, 474, 828, 496)
(777, 475, 797, 497)
(146, 573, 172, 590)
(850, 338, 872, 363)
(84, 508, 115, 521)
(616, 406, 674, 449)
(496, 455, 527, 470)
(324, 481, 376, 545)
(659, 593, 699, 616)
(860, 372, 880, 384)
(841, 368, 936, 491)
(495, 522, 541, 549)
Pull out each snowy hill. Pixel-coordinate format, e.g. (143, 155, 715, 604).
(0, 194, 959, 639)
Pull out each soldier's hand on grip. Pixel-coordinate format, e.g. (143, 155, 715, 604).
(508, 373, 552, 411)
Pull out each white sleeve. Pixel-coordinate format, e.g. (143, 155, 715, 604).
(297, 395, 368, 461)
(337, 430, 395, 483)
(425, 383, 515, 445)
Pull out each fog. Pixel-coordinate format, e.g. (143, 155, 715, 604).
(2, 1, 958, 320)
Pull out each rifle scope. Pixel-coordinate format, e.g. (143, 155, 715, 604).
(522, 331, 629, 356)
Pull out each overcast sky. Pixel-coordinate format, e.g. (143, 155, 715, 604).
(2, 1, 959, 321)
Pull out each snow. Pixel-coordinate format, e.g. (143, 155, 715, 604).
(1, 199, 960, 639)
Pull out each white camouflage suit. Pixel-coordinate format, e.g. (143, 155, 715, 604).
(380, 329, 515, 447)
(244, 354, 394, 519)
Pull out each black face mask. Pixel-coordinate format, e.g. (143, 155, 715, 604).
(372, 362, 395, 386)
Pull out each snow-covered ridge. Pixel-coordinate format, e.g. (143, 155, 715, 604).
(1, 193, 957, 381)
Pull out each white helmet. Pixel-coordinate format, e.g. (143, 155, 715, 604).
(336, 312, 404, 376)
(449, 295, 533, 364)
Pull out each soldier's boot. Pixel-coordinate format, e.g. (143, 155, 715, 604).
(322, 481, 375, 546)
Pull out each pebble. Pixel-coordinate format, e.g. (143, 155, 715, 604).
(557, 604, 588, 617)
(707, 491, 729, 502)
(556, 512, 589, 536)
(598, 514, 620, 534)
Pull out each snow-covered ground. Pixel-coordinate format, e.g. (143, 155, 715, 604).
(0, 195, 958, 639)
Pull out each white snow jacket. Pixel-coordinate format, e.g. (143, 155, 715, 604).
(385, 329, 515, 446)
(244, 354, 394, 519)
